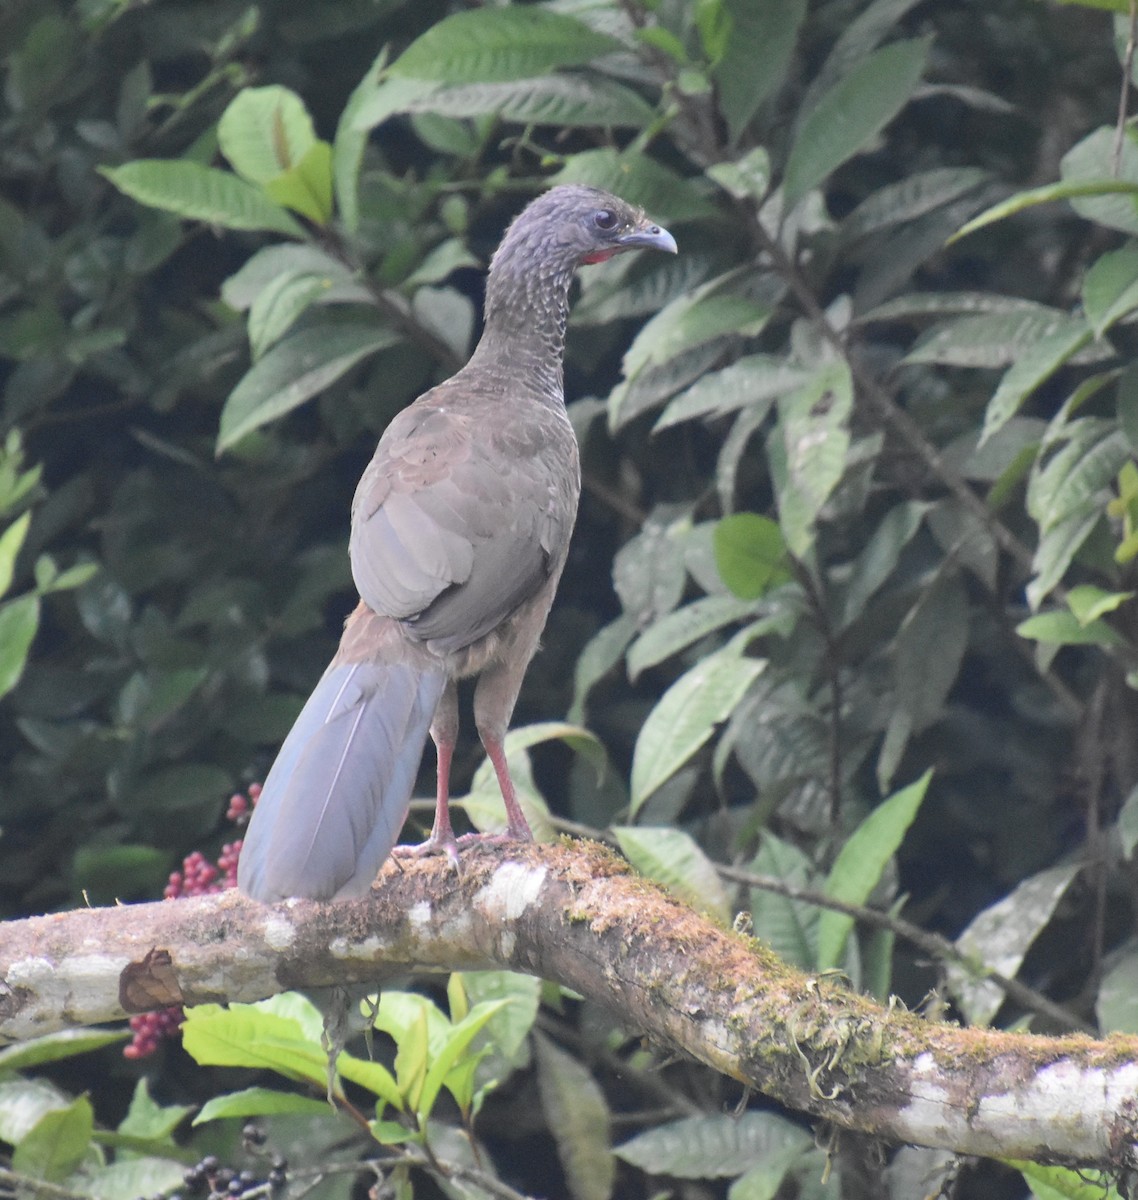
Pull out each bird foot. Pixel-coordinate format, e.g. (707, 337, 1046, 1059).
(391, 835, 462, 871)
(453, 824, 534, 850)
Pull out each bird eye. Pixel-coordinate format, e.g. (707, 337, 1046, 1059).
(593, 209, 619, 231)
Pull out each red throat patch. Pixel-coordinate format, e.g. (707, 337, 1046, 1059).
(580, 249, 618, 264)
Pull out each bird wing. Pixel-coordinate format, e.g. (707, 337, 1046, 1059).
(350, 387, 578, 654)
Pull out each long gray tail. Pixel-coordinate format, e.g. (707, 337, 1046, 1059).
(237, 659, 445, 901)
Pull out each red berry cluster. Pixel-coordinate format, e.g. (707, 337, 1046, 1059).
(123, 786, 260, 1059)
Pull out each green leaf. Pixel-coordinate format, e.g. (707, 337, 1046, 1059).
(217, 321, 399, 451)
(246, 265, 366, 360)
(1097, 949, 1138, 1033)
(218, 86, 318, 183)
(747, 835, 820, 970)
(714, 0, 806, 142)
(388, 7, 622, 82)
(194, 1086, 330, 1125)
(905, 311, 1095, 369)
(1016, 609, 1126, 648)
(627, 594, 765, 681)
(769, 362, 854, 559)
(782, 37, 930, 209)
(816, 771, 931, 970)
(0, 1028, 127, 1074)
(623, 289, 770, 383)
(714, 513, 790, 600)
(417, 1001, 507, 1122)
(182, 1001, 336, 1092)
(333, 47, 388, 232)
(100, 161, 304, 236)
(841, 501, 929, 627)
(570, 613, 636, 724)
(1120, 784, 1138, 860)
(614, 826, 732, 924)
(395, 75, 655, 129)
(117, 1078, 192, 1142)
(263, 139, 333, 224)
(71, 1157, 187, 1200)
(1061, 126, 1138, 235)
(534, 1033, 614, 1200)
(552, 148, 717, 224)
(0, 509, 30, 598)
(1066, 583, 1135, 625)
(842, 167, 989, 239)
(980, 320, 1092, 444)
(0, 592, 39, 698)
(13, 1095, 93, 1183)
(630, 649, 765, 813)
(952, 177, 1138, 243)
(1083, 242, 1138, 336)
(878, 569, 968, 790)
(654, 355, 802, 432)
(616, 1112, 810, 1179)
(946, 864, 1079, 1025)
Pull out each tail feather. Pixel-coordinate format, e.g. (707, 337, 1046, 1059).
(238, 660, 445, 901)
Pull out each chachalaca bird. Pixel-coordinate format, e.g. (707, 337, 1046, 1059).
(238, 185, 677, 902)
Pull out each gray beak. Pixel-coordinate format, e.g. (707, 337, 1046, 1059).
(618, 220, 678, 255)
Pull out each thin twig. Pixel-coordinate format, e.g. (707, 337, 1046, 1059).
(1114, 0, 1138, 176)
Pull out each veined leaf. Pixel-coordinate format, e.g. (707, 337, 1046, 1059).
(842, 167, 989, 240)
(194, 1087, 329, 1125)
(630, 649, 765, 812)
(333, 46, 389, 231)
(100, 161, 303, 237)
(0, 592, 39, 698)
(218, 86, 319, 184)
(782, 37, 930, 209)
(980, 320, 1093, 444)
(714, 513, 790, 600)
(627, 593, 764, 680)
(714, 0, 805, 142)
(389, 7, 622, 82)
(748, 834, 820, 969)
(905, 310, 1096, 368)
(616, 1112, 810, 1179)
(946, 864, 1079, 1025)
(534, 1034, 615, 1200)
(1061, 126, 1138, 235)
(217, 321, 399, 451)
(0, 509, 31, 598)
(654, 355, 805, 432)
(1016, 610, 1126, 648)
(553, 148, 716, 223)
(396, 75, 655, 129)
(816, 771, 931, 970)
(1083, 242, 1138, 337)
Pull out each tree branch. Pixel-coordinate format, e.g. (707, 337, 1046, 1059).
(2, 841, 1136, 1171)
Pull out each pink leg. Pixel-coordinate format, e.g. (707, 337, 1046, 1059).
(393, 680, 461, 866)
(482, 733, 534, 841)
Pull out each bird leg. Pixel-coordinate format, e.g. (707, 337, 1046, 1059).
(393, 679, 461, 867)
(479, 731, 534, 842)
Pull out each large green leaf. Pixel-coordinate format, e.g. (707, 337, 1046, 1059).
(769, 362, 853, 559)
(630, 649, 765, 812)
(194, 1087, 329, 1125)
(616, 1112, 810, 1179)
(816, 771, 931, 970)
(553, 148, 717, 223)
(626, 593, 765, 680)
(388, 7, 622, 82)
(0, 591, 39, 698)
(1013, 1161, 1123, 1200)
(946, 864, 1079, 1025)
(534, 1033, 614, 1200)
(12, 1096, 93, 1183)
(100, 160, 304, 236)
(782, 37, 930, 208)
(218, 86, 319, 184)
(748, 835, 820, 970)
(714, 0, 806, 142)
(217, 320, 399, 451)
(877, 568, 969, 790)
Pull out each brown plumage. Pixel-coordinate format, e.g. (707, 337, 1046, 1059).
(238, 185, 677, 901)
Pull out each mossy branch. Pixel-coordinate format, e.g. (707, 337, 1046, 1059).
(2, 840, 1136, 1171)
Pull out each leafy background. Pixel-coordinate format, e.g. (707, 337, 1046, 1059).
(2, 0, 1138, 1197)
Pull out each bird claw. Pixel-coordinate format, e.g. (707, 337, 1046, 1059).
(392, 836, 462, 872)
(454, 825, 534, 849)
